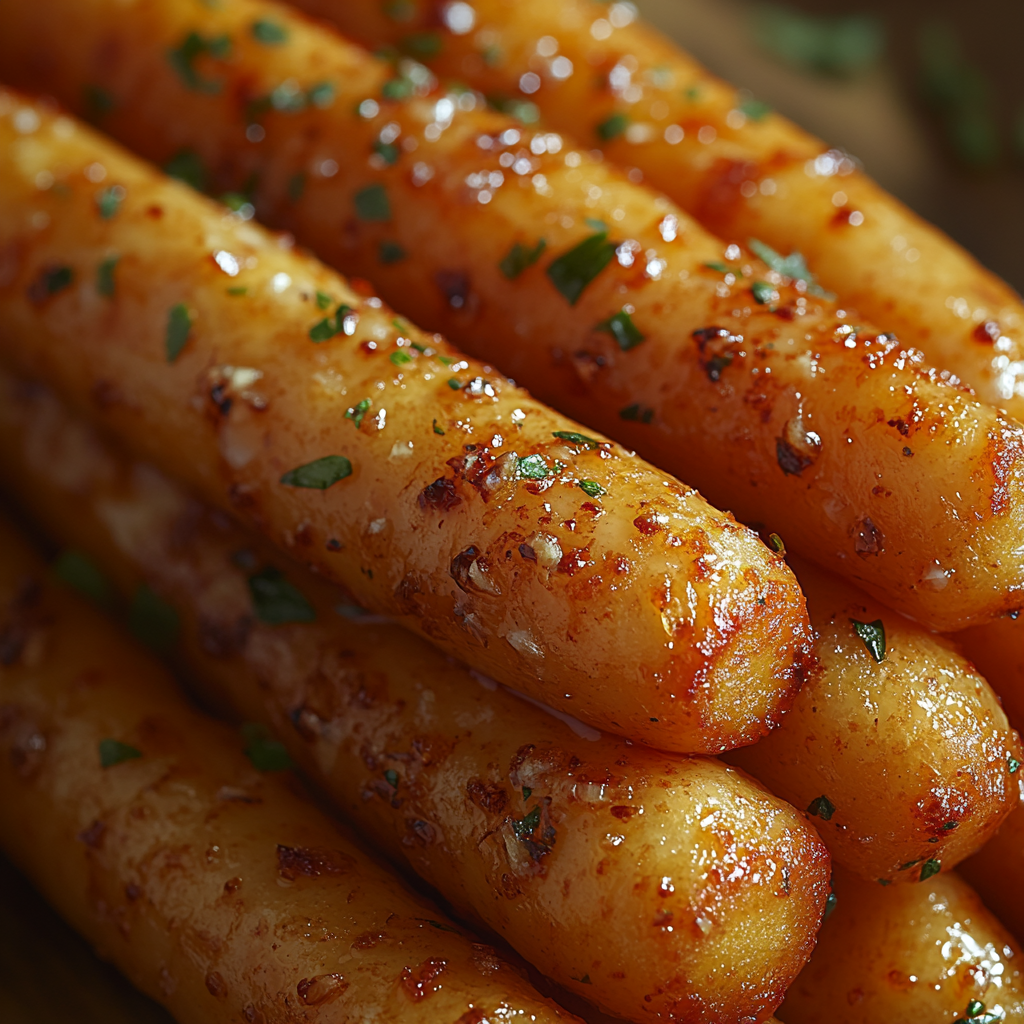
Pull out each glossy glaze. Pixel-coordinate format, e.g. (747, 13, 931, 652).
(0, 514, 581, 1024)
(780, 867, 1024, 1023)
(0, 91, 814, 754)
(0, 369, 830, 1024)
(0, 1, 1020, 629)
(730, 556, 1023, 883)
(324, 0, 1024, 421)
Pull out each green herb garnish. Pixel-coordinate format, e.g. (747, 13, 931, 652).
(596, 112, 629, 141)
(280, 455, 353, 490)
(97, 255, 119, 298)
(768, 533, 786, 554)
(432, 419, 445, 435)
(308, 82, 335, 108)
(806, 795, 835, 821)
(354, 183, 391, 221)
(596, 309, 645, 350)
(579, 479, 606, 498)
(552, 430, 601, 449)
(919, 858, 941, 881)
(99, 739, 142, 768)
(522, 787, 532, 799)
(251, 19, 288, 44)
(500, 239, 547, 280)
(379, 240, 407, 264)
(167, 31, 231, 93)
(163, 149, 207, 191)
(346, 398, 372, 429)
(165, 303, 192, 362)
(518, 454, 550, 479)
(512, 805, 541, 838)
(128, 585, 180, 653)
(384, 768, 399, 788)
(373, 139, 401, 165)
(242, 722, 293, 771)
(247, 567, 316, 625)
(749, 238, 834, 299)
(850, 618, 886, 662)
(390, 350, 413, 365)
(739, 97, 773, 121)
(620, 403, 654, 424)
(824, 890, 838, 919)
(315, 290, 332, 310)
(95, 186, 123, 219)
(547, 231, 617, 305)
(485, 94, 540, 124)
(309, 303, 354, 342)
(751, 280, 775, 304)
(53, 550, 111, 605)
(1010, 756, 1021, 774)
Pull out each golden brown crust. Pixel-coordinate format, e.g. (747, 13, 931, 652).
(0, 0, 1019, 629)
(325, 0, 1024, 421)
(0, 91, 812, 754)
(779, 868, 1024, 1022)
(0, 513, 582, 1024)
(0, 367, 831, 1024)
(729, 556, 1023, 883)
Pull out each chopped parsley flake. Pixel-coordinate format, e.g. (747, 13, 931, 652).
(850, 618, 886, 662)
(309, 303, 354, 342)
(307, 82, 335, 108)
(739, 97, 773, 121)
(251, 19, 288, 44)
(824, 890, 838, 919)
(596, 309, 645, 350)
(919, 858, 941, 882)
(382, 76, 415, 101)
(579, 479, 606, 498)
(346, 398, 372, 428)
(1010, 755, 1021, 774)
(99, 739, 142, 768)
(248, 567, 316, 625)
(227, 286, 247, 296)
(956, 999, 1001, 1023)
(512, 805, 541, 838)
(768, 533, 786, 555)
(703, 261, 731, 273)
(96, 256, 119, 298)
(620, 403, 654, 424)
(749, 238, 834, 299)
(518, 454, 550, 479)
(280, 455, 353, 490)
(596, 112, 629, 140)
(806, 795, 835, 821)
(163, 149, 207, 191)
(547, 231, 616, 305)
(401, 31, 442, 57)
(384, 768, 399, 788)
(447, 377, 462, 389)
(373, 139, 401, 165)
(500, 239, 547, 280)
(485, 94, 540, 124)
(354, 183, 391, 221)
(432, 419, 445, 435)
(95, 186, 124, 219)
(390, 350, 413, 365)
(167, 31, 231, 93)
(751, 280, 775, 304)
(552, 430, 601, 449)
(53, 550, 111, 605)
(379, 240, 407, 263)
(315, 290, 332, 310)
(37, 265, 73, 297)
(165, 303, 192, 362)
(241, 722, 293, 771)
(522, 787, 532, 799)
(128, 584, 180, 653)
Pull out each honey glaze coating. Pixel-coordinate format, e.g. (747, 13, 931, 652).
(0, 0, 1020, 628)
(729, 555, 1022, 884)
(0, 514, 582, 1024)
(324, 0, 1024, 421)
(780, 867, 1024, 1023)
(0, 370, 831, 1024)
(0, 91, 813, 754)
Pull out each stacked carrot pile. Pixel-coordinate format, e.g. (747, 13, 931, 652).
(0, 2, 1023, 1022)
